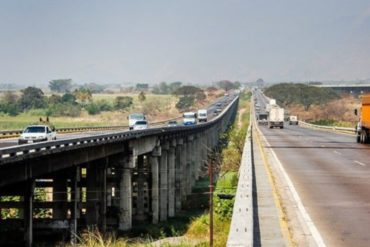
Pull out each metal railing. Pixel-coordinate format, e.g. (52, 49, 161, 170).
(0, 117, 183, 139)
(298, 121, 355, 135)
(0, 96, 239, 163)
(227, 120, 253, 246)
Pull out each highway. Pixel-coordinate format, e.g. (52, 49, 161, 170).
(0, 94, 235, 149)
(258, 122, 370, 247)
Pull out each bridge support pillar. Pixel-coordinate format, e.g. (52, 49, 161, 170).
(86, 163, 99, 226)
(175, 139, 183, 212)
(71, 166, 80, 244)
(159, 142, 168, 222)
(168, 141, 176, 218)
(119, 153, 134, 231)
(24, 179, 34, 247)
(180, 139, 188, 204)
(135, 155, 146, 221)
(150, 146, 161, 224)
(99, 161, 107, 232)
(53, 174, 67, 219)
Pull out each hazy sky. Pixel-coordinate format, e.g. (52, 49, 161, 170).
(1, 0, 370, 85)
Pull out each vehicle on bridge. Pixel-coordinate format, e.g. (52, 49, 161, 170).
(257, 112, 268, 125)
(183, 112, 197, 125)
(128, 113, 146, 130)
(18, 125, 56, 145)
(197, 109, 208, 122)
(167, 120, 178, 127)
(355, 94, 370, 143)
(132, 120, 148, 130)
(268, 106, 284, 129)
(288, 115, 298, 125)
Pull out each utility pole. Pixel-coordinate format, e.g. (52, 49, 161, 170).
(209, 161, 214, 247)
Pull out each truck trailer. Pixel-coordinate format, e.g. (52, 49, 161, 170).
(355, 94, 370, 143)
(268, 106, 284, 129)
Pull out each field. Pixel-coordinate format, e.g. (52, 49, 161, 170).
(0, 93, 181, 130)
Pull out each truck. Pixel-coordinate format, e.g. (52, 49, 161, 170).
(197, 109, 208, 122)
(288, 115, 298, 125)
(355, 94, 370, 143)
(183, 112, 197, 125)
(128, 113, 146, 130)
(268, 106, 284, 129)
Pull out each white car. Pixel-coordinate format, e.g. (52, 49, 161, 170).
(18, 125, 56, 145)
(133, 120, 148, 130)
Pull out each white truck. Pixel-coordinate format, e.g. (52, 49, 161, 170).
(18, 125, 56, 145)
(197, 109, 208, 122)
(268, 106, 284, 129)
(288, 115, 298, 125)
(183, 112, 197, 125)
(128, 113, 146, 130)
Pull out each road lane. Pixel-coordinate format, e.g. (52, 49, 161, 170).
(259, 124, 370, 247)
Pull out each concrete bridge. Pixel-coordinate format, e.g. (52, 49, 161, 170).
(0, 96, 239, 246)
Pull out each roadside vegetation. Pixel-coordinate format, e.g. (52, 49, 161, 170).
(264, 83, 359, 126)
(0, 80, 240, 130)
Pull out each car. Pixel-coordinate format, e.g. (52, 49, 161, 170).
(167, 120, 178, 127)
(133, 120, 148, 130)
(18, 125, 56, 145)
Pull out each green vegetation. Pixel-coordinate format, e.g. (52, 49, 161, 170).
(264, 83, 339, 110)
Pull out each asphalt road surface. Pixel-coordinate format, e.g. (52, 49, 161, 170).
(259, 123, 370, 247)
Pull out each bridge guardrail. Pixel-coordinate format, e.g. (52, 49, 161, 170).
(0, 96, 239, 163)
(298, 121, 355, 135)
(227, 117, 253, 246)
(0, 117, 183, 139)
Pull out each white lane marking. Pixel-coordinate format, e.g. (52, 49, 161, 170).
(320, 145, 325, 148)
(256, 125, 327, 247)
(333, 150, 342, 155)
(354, 160, 366, 167)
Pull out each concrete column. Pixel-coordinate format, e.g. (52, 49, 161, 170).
(24, 180, 34, 247)
(175, 139, 183, 212)
(186, 140, 193, 195)
(180, 140, 188, 203)
(71, 166, 80, 245)
(159, 147, 168, 221)
(86, 163, 99, 226)
(100, 162, 107, 232)
(135, 155, 146, 221)
(119, 154, 134, 231)
(53, 175, 67, 219)
(168, 144, 176, 218)
(150, 146, 161, 224)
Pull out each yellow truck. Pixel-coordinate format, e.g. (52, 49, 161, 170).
(355, 94, 370, 143)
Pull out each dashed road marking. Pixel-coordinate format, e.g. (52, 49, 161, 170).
(320, 145, 325, 148)
(354, 160, 366, 167)
(333, 150, 342, 155)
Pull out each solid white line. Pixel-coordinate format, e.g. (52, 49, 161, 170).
(354, 160, 366, 166)
(256, 126, 327, 247)
(333, 150, 342, 155)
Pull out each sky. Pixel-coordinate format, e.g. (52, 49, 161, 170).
(0, 0, 370, 85)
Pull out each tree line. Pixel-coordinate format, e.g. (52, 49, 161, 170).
(264, 83, 339, 110)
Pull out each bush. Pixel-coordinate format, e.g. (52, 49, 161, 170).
(85, 103, 101, 115)
(176, 96, 195, 111)
(114, 96, 133, 110)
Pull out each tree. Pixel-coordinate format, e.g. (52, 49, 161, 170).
(217, 80, 238, 91)
(2, 91, 18, 104)
(174, 86, 202, 96)
(80, 83, 105, 93)
(169, 81, 182, 93)
(61, 93, 77, 104)
(114, 96, 133, 110)
(49, 79, 73, 93)
(159, 82, 169, 94)
(73, 88, 92, 103)
(18, 87, 46, 110)
(138, 91, 146, 102)
(48, 94, 62, 105)
(175, 96, 195, 111)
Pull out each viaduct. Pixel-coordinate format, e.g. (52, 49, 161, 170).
(0, 96, 239, 246)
